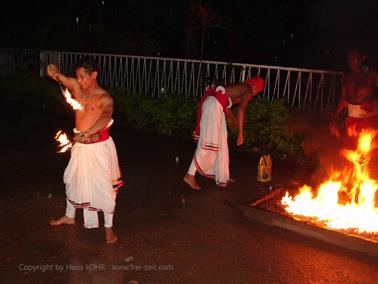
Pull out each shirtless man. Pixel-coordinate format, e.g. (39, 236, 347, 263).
(183, 77, 264, 190)
(330, 48, 378, 145)
(47, 57, 123, 244)
(225, 77, 265, 146)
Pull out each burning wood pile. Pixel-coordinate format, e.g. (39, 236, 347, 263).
(251, 129, 378, 244)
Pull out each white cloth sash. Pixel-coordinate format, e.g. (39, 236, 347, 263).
(64, 119, 121, 214)
(347, 103, 378, 118)
(193, 96, 230, 186)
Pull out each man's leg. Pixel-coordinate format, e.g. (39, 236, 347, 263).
(188, 159, 196, 175)
(183, 159, 201, 190)
(83, 209, 99, 229)
(104, 212, 118, 244)
(49, 198, 76, 226)
(66, 199, 76, 219)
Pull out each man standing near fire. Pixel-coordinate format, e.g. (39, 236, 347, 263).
(183, 77, 265, 190)
(47, 57, 123, 244)
(331, 47, 378, 146)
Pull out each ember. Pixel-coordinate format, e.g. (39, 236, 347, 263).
(281, 129, 378, 234)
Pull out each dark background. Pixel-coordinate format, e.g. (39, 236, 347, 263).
(1, 0, 378, 70)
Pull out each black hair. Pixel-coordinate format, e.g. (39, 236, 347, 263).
(346, 43, 367, 57)
(75, 56, 99, 74)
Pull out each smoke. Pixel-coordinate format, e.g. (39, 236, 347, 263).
(286, 109, 344, 185)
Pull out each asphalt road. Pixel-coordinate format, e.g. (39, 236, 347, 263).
(0, 107, 377, 284)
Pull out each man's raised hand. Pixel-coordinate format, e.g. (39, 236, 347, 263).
(47, 64, 59, 80)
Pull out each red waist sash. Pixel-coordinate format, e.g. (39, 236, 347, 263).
(81, 127, 110, 144)
(193, 86, 229, 141)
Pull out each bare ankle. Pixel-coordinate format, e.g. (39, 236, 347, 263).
(105, 227, 118, 244)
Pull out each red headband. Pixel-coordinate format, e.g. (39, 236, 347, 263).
(244, 77, 265, 94)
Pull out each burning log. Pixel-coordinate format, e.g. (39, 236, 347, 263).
(250, 187, 283, 207)
(236, 200, 378, 257)
(281, 129, 378, 234)
(230, 130, 378, 256)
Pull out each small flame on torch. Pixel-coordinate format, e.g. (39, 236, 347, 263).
(55, 130, 72, 153)
(59, 85, 83, 110)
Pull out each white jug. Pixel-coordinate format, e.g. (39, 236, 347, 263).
(257, 155, 272, 182)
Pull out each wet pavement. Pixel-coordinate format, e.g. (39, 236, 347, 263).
(1, 107, 377, 284)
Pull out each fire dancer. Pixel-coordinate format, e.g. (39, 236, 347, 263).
(183, 77, 265, 190)
(226, 77, 265, 146)
(47, 57, 123, 244)
(331, 47, 378, 146)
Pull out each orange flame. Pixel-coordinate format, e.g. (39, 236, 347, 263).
(281, 129, 378, 233)
(61, 88, 83, 110)
(53, 88, 80, 152)
(55, 131, 72, 153)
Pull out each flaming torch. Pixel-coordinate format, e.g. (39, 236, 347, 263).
(54, 84, 82, 153)
(55, 130, 72, 153)
(58, 84, 83, 110)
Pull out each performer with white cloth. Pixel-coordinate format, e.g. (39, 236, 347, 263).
(330, 48, 378, 148)
(47, 57, 123, 244)
(64, 119, 123, 229)
(183, 77, 265, 190)
(184, 85, 233, 190)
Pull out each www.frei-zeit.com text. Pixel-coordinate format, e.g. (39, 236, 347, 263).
(18, 263, 175, 272)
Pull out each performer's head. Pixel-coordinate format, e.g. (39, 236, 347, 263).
(75, 56, 99, 90)
(346, 47, 366, 73)
(246, 77, 265, 95)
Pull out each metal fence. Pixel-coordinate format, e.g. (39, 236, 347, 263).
(1, 48, 342, 111)
(0, 48, 39, 75)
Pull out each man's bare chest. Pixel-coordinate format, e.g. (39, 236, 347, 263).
(346, 73, 374, 90)
(79, 96, 102, 114)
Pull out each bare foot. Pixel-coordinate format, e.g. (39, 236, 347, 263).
(105, 227, 118, 244)
(216, 182, 229, 189)
(183, 174, 201, 191)
(49, 215, 75, 226)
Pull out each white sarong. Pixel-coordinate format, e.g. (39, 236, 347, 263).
(191, 96, 230, 186)
(64, 120, 122, 220)
(347, 103, 378, 118)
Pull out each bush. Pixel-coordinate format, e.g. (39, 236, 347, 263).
(113, 89, 302, 160)
(111, 88, 196, 137)
(0, 71, 65, 114)
(112, 89, 157, 130)
(229, 98, 303, 160)
(154, 96, 196, 136)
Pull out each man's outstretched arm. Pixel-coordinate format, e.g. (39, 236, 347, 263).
(46, 64, 80, 97)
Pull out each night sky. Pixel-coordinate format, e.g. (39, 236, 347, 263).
(1, 0, 378, 70)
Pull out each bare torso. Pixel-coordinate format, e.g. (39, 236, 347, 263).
(225, 83, 253, 105)
(74, 88, 110, 132)
(344, 71, 378, 104)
